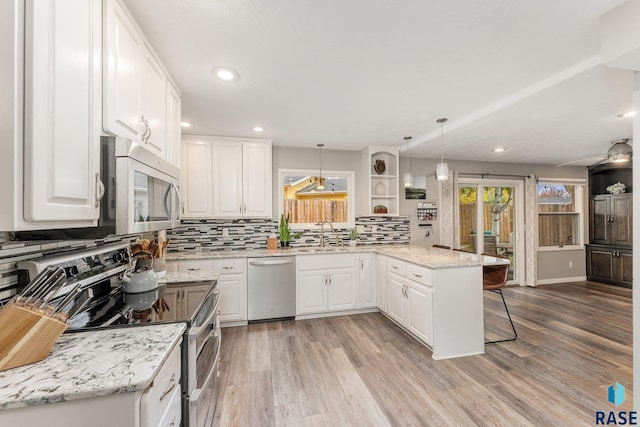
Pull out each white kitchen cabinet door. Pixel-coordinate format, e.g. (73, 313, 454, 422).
(357, 254, 376, 309)
(160, 287, 180, 322)
(386, 273, 405, 324)
(218, 274, 247, 322)
(166, 82, 182, 168)
(212, 142, 243, 217)
(327, 269, 357, 312)
(103, 0, 143, 141)
(23, 0, 102, 223)
(242, 142, 272, 217)
(406, 283, 433, 345)
(141, 48, 167, 157)
(183, 284, 211, 317)
(297, 271, 329, 315)
(376, 255, 387, 312)
(181, 140, 213, 218)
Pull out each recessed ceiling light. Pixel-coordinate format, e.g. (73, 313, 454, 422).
(211, 67, 239, 82)
(623, 111, 636, 117)
(180, 121, 192, 128)
(253, 126, 264, 132)
(493, 147, 507, 152)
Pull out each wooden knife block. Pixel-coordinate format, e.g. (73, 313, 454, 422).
(0, 303, 68, 372)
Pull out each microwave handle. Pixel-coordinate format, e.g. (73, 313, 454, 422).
(171, 180, 182, 222)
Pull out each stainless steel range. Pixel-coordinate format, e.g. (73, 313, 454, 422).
(16, 243, 220, 427)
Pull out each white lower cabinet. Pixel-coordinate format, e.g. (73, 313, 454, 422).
(160, 283, 210, 322)
(214, 259, 247, 323)
(177, 258, 247, 324)
(297, 254, 357, 315)
(375, 255, 387, 312)
(357, 254, 376, 309)
(386, 262, 434, 346)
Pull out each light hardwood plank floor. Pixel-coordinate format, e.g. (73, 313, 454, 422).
(212, 281, 632, 426)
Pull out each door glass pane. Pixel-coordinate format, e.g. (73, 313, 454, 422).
(485, 186, 515, 280)
(458, 186, 478, 253)
(459, 182, 520, 283)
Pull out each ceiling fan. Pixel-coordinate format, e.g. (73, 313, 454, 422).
(555, 139, 632, 167)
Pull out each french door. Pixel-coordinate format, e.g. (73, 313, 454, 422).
(457, 179, 524, 284)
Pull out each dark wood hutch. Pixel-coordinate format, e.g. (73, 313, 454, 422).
(586, 162, 633, 287)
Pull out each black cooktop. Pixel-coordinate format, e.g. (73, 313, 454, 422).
(64, 278, 217, 332)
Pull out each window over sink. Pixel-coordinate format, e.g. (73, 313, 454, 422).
(278, 169, 355, 230)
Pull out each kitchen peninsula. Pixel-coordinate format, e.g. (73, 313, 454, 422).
(167, 245, 506, 360)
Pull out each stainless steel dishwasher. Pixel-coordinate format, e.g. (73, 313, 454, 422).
(248, 257, 296, 322)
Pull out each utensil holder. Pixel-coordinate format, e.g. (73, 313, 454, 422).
(0, 302, 68, 372)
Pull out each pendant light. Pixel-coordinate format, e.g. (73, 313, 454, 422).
(607, 138, 632, 163)
(435, 117, 449, 181)
(403, 136, 414, 188)
(317, 143, 325, 190)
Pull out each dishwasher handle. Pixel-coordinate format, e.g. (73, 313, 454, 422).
(249, 258, 294, 266)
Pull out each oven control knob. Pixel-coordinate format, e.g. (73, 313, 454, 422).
(114, 252, 126, 262)
(66, 265, 79, 277)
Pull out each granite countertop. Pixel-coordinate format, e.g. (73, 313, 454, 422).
(0, 323, 186, 411)
(158, 271, 219, 284)
(167, 245, 508, 269)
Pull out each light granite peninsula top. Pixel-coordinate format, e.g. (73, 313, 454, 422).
(0, 323, 185, 411)
(167, 245, 506, 269)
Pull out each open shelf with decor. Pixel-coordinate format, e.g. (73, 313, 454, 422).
(361, 146, 399, 216)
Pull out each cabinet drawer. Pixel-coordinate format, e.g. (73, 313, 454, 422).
(387, 258, 407, 276)
(157, 382, 182, 427)
(297, 254, 356, 271)
(213, 258, 245, 274)
(406, 263, 432, 286)
(179, 260, 215, 273)
(140, 341, 182, 427)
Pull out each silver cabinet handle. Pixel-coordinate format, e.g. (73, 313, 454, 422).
(243, 204, 247, 213)
(392, 265, 399, 270)
(170, 180, 181, 222)
(329, 275, 332, 286)
(95, 173, 105, 207)
(222, 266, 234, 270)
(159, 373, 177, 401)
(413, 273, 422, 278)
(187, 268, 201, 271)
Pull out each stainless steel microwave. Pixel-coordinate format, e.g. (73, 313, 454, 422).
(16, 137, 181, 240)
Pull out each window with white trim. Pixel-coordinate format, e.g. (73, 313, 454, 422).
(537, 181, 584, 247)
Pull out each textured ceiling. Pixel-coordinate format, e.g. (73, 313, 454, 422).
(124, 0, 632, 166)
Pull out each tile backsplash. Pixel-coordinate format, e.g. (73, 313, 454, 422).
(166, 216, 410, 252)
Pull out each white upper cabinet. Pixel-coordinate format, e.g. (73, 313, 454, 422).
(22, 0, 102, 224)
(209, 138, 272, 218)
(103, 0, 142, 141)
(181, 139, 213, 218)
(103, 0, 180, 161)
(141, 49, 167, 157)
(211, 141, 244, 217)
(242, 142, 272, 217)
(166, 82, 182, 168)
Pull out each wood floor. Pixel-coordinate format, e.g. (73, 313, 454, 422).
(212, 281, 632, 426)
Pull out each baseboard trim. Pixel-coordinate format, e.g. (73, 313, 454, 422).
(537, 276, 587, 285)
(296, 308, 379, 321)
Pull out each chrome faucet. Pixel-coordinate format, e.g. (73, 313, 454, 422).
(317, 220, 334, 248)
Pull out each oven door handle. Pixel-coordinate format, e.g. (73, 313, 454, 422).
(190, 292, 220, 338)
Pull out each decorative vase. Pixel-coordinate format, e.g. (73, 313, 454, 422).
(374, 181, 386, 195)
(280, 241, 290, 248)
(349, 240, 357, 247)
(373, 159, 386, 174)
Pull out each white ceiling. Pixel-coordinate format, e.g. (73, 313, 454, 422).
(124, 0, 633, 166)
